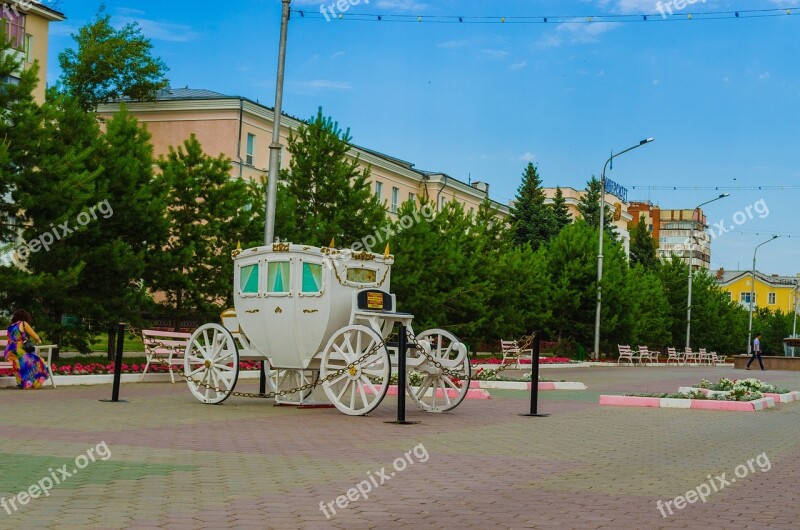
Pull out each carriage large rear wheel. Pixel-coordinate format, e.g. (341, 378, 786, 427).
(407, 329, 471, 413)
(184, 323, 239, 404)
(320, 325, 391, 416)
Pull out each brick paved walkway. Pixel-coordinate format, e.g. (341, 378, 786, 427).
(1, 366, 799, 529)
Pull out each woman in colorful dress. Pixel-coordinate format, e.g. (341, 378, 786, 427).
(4, 309, 48, 389)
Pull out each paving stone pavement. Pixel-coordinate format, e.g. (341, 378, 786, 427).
(1, 366, 799, 529)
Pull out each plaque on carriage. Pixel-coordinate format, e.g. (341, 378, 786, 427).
(367, 292, 384, 310)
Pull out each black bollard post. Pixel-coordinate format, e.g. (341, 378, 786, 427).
(101, 323, 128, 403)
(521, 331, 549, 418)
(107, 325, 116, 362)
(260, 361, 267, 394)
(386, 325, 417, 425)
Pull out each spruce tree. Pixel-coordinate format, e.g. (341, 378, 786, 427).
(578, 176, 616, 239)
(509, 163, 556, 250)
(280, 108, 386, 247)
(151, 134, 259, 328)
(629, 215, 659, 270)
(551, 186, 572, 233)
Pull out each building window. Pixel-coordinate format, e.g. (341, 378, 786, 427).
(1, 10, 25, 50)
(408, 192, 415, 205)
(725, 291, 732, 300)
(391, 187, 399, 213)
(246, 133, 255, 166)
(440, 196, 447, 210)
(741, 292, 755, 305)
(375, 181, 383, 199)
(768, 292, 776, 305)
(24, 34, 31, 62)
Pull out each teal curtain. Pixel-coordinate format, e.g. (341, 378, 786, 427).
(240, 264, 259, 294)
(268, 262, 291, 293)
(302, 263, 323, 293)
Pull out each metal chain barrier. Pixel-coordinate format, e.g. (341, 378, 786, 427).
(127, 327, 384, 400)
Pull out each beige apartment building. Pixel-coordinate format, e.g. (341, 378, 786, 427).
(628, 201, 712, 269)
(543, 187, 633, 256)
(97, 88, 509, 219)
(1, 0, 65, 103)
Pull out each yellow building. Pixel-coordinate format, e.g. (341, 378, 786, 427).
(1, 0, 65, 103)
(97, 87, 509, 219)
(716, 269, 800, 313)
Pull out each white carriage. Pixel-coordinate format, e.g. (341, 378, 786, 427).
(183, 243, 471, 415)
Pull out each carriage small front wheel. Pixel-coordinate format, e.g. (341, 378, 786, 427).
(184, 323, 240, 404)
(320, 325, 391, 416)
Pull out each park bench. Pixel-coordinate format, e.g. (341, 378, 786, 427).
(710, 352, 728, 366)
(500, 339, 532, 369)
(636, 345, 655, 366)
(0, 329, 57, 387)
(617, 344, 635, 366)
(684, 347, 699, 365)
(141, 329, 192, 383)
(666, 347, 682, 365)
(698, 348, 712, 365)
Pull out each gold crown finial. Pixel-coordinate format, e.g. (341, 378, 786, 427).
(329, 237, 336, 248)
(384, 243, 390, 259)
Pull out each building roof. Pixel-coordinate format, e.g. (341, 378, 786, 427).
(16, 1, 66, 21)
(716, 270, 800, 287)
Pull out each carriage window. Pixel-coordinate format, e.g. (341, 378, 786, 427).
(267, 262, 291, 293)
(302, 263, 323, 293)
(240, 264, 259, 294)
(346, 268, 377, 284)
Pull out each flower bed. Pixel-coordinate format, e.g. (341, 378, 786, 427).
(1, 360, 263, 377)
(600, 394, 775, 411)
(473, 367, 563, 383)
(470, 357, 575, 366)
(682, 378, 799, 404)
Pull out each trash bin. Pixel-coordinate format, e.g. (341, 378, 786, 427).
(576, 344, 586, 362)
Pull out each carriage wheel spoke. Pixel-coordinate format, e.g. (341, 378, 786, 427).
(336, 379, 352, 401)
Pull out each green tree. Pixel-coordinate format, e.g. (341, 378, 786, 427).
(551, 186, 572, 234)
(58, 8, 169, 110)
(543, 220, 629, 355)
(279, 108, 386, 247)
(629, 215, 659, 270)
(628, 265, 672, 348)
(578, 176, 616, 239)
(151, 134, 262, 329)
(509, 163, 556, 250)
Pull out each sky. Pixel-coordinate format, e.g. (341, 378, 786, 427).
(44, 0, 800, 275)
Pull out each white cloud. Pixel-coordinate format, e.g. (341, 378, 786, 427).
(481, 49, 510, 60)
(293, 80, 353, 90)
(759, 72, 771, 80)
(520, 152, 536, 162)
(510, 61, 527, 70)
(116, 17, 200, 42)
(331, 51, 346, 59)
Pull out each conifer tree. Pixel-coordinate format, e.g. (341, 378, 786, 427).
(551, 186, 572, 233)
(279, 108, 386, 246)
(509, 163, 556, 250)
(151, 134, 259, 328)
(578, 176, 616, 239)
(629, 215, 659, 270)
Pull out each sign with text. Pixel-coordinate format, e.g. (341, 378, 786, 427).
(606, 179, 628, 202)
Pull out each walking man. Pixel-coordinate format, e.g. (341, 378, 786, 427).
(746, 333, 765, 371)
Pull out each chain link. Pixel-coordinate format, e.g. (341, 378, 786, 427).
(125, 326, 534, 398)
(127, 327, 384, 400)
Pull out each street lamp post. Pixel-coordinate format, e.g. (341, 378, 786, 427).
(594, 138, 654, 360)
(686, 194, 730, 349)
(265, 0, 292, 245)
(746, 235, 781, 353)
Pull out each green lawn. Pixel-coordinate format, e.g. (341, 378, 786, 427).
(86, 332, 145, 353)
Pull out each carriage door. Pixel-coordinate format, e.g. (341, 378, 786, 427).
(235, 256, 268, 356)
(261, 257, 299, 368)
(295, 257, 327, 361)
